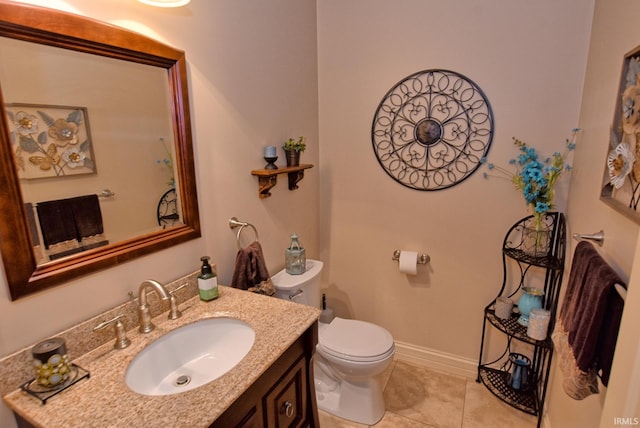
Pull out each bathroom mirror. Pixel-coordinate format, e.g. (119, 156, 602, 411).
(0, 1, 201, 300)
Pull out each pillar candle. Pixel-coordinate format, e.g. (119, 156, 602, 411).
(527, 308, 551, 340)
(264, 145, 276, 157)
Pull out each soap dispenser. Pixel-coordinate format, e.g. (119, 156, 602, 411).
(198, 256, 218, 301)
(285, 233, 306, 275)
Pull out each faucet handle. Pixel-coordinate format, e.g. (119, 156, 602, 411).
(94, 314, 131, 349)
(127, 291, 137, 304)
(168, 283, 189, 320)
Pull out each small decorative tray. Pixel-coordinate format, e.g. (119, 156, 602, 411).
(20, 364, 90, 404)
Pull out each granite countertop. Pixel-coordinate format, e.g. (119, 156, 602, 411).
(4, 285, 320, 428)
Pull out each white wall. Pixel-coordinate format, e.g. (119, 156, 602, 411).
(317, 0, 593, 360)
(0, 0, 319, 426)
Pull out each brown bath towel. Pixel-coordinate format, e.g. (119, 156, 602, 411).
(551, 241, 625, 399)
(36, 199, 78, 249)
(231, 241, 275, 295)
(69, 194, 104, 239)
(35, 195, 108, 259)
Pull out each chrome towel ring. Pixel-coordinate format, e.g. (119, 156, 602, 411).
(228, 217, 260, 250)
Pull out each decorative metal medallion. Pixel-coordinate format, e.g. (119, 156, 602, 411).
(157, 188, 179, 228)
(371, 69, 494, 191)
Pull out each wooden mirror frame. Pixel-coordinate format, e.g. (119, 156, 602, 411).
(0, 1, 201, 300)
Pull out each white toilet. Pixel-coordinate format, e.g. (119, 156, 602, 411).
(271, 260, 395, 425)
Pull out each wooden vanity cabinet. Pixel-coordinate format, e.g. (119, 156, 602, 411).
(210, 322, 319, 428)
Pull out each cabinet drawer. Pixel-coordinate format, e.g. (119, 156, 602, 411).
(265, 356, 307, 428)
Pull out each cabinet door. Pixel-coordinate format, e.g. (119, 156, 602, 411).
(210, 404, 264, 428)
(264, 357, 308, 428)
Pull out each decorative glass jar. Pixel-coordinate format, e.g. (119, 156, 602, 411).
(517, 287, 544, 326)
(285, 233, 306, 275)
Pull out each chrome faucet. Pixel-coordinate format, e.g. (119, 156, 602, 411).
(137, 279, 170, 333)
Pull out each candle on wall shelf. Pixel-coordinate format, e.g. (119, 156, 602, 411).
(264, 145, 278, 170)
(264, 145, 277, 157)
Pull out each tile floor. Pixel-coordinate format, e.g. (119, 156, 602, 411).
(318, 360, 538, 428)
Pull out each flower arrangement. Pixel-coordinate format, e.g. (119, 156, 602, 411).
(481, 128, 579, 230)
(156, 137, 175, 188)
(282, 136, 307, 152)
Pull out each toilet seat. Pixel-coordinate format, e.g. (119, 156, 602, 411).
(318, 317, 394, 363)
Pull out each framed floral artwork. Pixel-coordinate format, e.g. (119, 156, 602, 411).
(5, 103, 96, 179)
(601, 46, 640, 223)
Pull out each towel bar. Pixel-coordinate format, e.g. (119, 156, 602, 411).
(228, 217, 260, 250)
(572, 230, 604, 246)
(614, 283, 627, 301)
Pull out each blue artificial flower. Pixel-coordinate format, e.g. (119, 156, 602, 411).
(535, 201, 550, 214)
(480, 129, 579, 220)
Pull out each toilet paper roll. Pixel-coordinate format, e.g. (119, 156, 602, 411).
(399, 251, 418, 275)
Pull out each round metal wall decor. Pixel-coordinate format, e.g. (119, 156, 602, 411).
(371, 69, 494, 191)
(157, 188, 179, 228)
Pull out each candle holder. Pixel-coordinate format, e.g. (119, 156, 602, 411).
(264, 156, 278, 170)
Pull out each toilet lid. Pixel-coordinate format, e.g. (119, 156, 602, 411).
(319, 317, 394, 362)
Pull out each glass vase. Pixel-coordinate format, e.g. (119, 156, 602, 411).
(522, 218, 551, 257)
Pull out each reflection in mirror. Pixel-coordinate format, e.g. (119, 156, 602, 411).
(1, 37, 183, 264)
(0, 1, 200, 300)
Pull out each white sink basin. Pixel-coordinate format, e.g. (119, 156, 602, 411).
(125, 318, 255, 396)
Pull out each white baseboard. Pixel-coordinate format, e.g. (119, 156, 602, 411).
(393, 340, 478, 380)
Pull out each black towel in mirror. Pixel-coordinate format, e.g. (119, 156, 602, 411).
(36, 199, 78, 249)
(35, 194, 108, 259)
(70, 194, 104, 239)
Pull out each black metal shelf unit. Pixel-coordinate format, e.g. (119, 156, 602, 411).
(476, 212, 566, 428)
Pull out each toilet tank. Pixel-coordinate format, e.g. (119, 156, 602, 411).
(271, 260, 323, 308)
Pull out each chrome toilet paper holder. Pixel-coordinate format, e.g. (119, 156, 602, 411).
(392, 250, 430, 264)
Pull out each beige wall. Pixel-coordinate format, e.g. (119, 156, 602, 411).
(5, 1, 640, 427)
(317, 0, 593, 359)
(0, 0, 319, 426)
(548, 0, 640, 427)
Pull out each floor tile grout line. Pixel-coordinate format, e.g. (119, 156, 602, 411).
(460, 379, 470, 428)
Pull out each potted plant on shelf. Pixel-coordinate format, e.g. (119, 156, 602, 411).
(282, 136, 306, 167)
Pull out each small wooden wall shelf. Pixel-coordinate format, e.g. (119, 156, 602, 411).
(251, 164, 313, 198)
